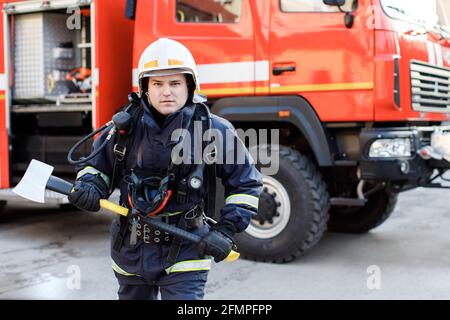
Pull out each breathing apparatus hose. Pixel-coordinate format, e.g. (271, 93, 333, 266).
(67, 121, 116, 165)
(68, 93, 140, 166)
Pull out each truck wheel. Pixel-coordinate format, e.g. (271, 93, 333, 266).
(59, 203, 77, 211)
(328, 187, 398, 233)
(235, 146, 330, 263)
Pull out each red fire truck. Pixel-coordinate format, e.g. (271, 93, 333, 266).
(1, 0, 450, 263)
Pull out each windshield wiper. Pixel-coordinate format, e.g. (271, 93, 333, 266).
(385, 5, 437, 35)
(431, 24, 450, 40)
(385, 5, 406, 16)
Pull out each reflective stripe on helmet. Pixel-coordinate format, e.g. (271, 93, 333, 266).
(76, 166, 110, 187)
(168, 59, 184, 66)
(165, 259, 212, 274)
(225, 194, 259, 210)
(144, 60, 159, 68)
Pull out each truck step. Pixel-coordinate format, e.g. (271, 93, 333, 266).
(330, 197, 367, 207)
(333, 160, 358, 166)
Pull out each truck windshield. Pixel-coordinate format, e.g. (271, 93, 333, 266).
(380, 0, 443, 27)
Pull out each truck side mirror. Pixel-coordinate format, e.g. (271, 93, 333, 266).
(322, 0, 346, 6)
(323, 0, 356, 29)
(125, 0, 137, 20)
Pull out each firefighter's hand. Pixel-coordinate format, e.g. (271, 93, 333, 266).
(68, 180, 104, 212)
(198, 230, 235, 263)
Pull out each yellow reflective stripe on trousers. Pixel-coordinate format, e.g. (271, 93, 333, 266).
(165, 259, 212, 274)
(77, 166, 110, 186)
(225, 194, 259, 209)
(111, 260, 141, 277)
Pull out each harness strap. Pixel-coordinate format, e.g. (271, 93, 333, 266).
(113, 215, 129, 252)
(201, 106, 217, 219)
(110, 104, 143, 192)
(166, 214, 187, 265)
(168, 108, 197, 205)
(111, 134, 129, 193)
(165, 204, 204, 265)
(205, 159, 217, 219)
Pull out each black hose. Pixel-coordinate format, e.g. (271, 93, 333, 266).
(67, 93, 141, 166)
(67, 122, 115, 165)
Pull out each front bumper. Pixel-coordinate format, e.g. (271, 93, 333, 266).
(360, 125, 450, 181)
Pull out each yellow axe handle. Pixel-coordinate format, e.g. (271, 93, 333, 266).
(225, 250, 240, 262)
(99, 199, 240, 262)
(100, 199, 129, 216)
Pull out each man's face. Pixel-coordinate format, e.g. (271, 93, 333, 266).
(146, 74, 189, 115)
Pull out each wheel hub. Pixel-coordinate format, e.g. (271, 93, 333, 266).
(245, 176, 291, 239)
(253, 188, 280, 225)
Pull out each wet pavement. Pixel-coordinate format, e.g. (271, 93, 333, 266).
(1, 186, 450, 300)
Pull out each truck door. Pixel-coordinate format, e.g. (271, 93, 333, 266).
(154, 0, 257, 99)
(268, 0, 375, 122)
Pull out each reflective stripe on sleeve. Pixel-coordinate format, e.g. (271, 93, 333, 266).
(225, 194, 259, 210)
(111, 260, 141, 277)
(76, 166, 110, 187)
(165, 259, 212, 274)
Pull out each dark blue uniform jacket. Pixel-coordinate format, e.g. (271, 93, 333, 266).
(77, 99, 262, 233)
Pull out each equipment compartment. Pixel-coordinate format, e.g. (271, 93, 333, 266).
(12, 10, 92, 105)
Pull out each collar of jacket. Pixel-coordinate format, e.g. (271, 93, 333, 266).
(141, 98, 196, 145)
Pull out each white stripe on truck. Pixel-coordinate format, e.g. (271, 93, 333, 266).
(427, 41, 436, 65)
(0, 73, 5, 90)
(132, 60, 269, 88)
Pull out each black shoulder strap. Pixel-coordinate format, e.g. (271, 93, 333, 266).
(205, 158, 217, 219)
(201, 104, 217, 219)
(110, 103, 143, 192)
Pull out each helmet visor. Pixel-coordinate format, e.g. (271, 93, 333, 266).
(140, 68, 193, 79)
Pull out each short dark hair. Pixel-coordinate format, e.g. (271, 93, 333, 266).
(185, 74, 196, 102)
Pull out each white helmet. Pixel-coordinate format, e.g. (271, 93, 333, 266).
(137, 38, 200, 95)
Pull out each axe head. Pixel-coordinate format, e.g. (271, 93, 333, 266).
(13, 159, 54, 203)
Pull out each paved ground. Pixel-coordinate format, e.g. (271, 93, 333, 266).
(1, 186, 450, 300)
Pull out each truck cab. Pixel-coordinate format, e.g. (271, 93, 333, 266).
(130, 0, 450, 262)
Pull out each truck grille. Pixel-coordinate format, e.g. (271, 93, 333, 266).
(410, 60, 450, 113)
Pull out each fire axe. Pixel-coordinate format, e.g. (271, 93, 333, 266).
(13, 159, 240, 262)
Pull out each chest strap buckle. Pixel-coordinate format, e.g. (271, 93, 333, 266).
(113, 144, 127, 161)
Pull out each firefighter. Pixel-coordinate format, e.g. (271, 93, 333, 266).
(68, 38, 263, 300)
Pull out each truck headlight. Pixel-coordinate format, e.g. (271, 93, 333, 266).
(368, 138, 412, 158)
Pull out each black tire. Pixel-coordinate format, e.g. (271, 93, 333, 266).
(328, 187, 398, 233)
(59, 203, 78, 211)
(235, 145, 330, 263)
(0, 200, 6, 213)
